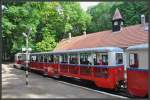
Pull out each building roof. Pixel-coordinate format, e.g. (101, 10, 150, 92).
(54, 24, 148, 51)
(112, 8, 123, 20)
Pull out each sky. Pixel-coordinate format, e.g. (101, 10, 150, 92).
(80, 2, 100, 11)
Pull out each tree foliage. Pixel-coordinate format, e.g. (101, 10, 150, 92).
(2, 2, 91, 54)
(110, 1, 149, 26)
(86, 1, 148, 33)
(87, 2, 113, 33)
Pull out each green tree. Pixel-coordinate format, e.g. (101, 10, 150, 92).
(2, 2, 91, 55)
(86, 2, 113, 33)
(2, 3, 41, 54)
(110, 1, 149, 26)
(59, 2, 91, 38)
(86, 1, 148, 33)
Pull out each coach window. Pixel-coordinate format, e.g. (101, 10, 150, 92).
(31, 55, 36, 62)
(18, 56, 21, 60)
(44, 55, 47, 62)
(116, 53, 123, 64)
(61, 54, 68, 63)
(34, 56, 37, 62)
(40, 55, 43, 62)
(93, 55, 97, 65)
(69, 54, 78, 64)
(30, 56, 33, 61)
(54, 55, 59, 63)
(129, 53, 139, 68)
(96, 52, 108, 65)
(80, 53, 91, 65)
(35, 55, 38, 62)
(48, 55, 54, 62)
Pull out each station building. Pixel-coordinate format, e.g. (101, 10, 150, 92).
(54, 8, 148, 70)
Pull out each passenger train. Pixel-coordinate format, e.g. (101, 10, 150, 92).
(14, 44, 148, 97)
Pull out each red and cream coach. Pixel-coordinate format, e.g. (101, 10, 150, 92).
(126, 43, 148, 97)
(29, 52, 60, 77)
(29, 47, 125, 90)
(14, 53, 26, 69)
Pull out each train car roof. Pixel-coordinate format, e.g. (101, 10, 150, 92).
(56, 47, 123, 53)
(30, 52, 52, 55)
(127, 43, 148, 51)
(30, 47, 123, 55)
(15, 52, 29, 55)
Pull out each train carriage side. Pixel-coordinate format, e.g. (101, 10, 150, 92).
(58, 52, 80, 78)
(54, 47, 125, 90)
(126, 43, 148, 97)
(91, 47, 125, 90)
(29, 52, 47, 74)
(46, 53, 60, 78)
(29, 52, 61, 77)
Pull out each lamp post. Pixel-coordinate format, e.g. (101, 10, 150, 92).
(22, 28, 32, 86)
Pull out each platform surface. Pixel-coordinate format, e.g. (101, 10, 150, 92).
(2, 63, 121, 98)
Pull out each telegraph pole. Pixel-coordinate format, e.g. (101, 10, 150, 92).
(25, 34, 29, 86)
(22, 28, 32, 86)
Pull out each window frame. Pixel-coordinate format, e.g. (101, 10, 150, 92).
(69, 53, 78, 64)
(54, 55, 59, 63)
(116, 53, 123, 65)
(39, 55, 44, 62)
(114, 21, 118, 25)
(30, 55, 36, 62)
(129, 53, 139, 68)
(61, 54, 68, 63)
(95, 52, 108, 65)
(44, 54, 48, 63)
(48, 54, 54, 63)
(80, 53, 91, 65)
